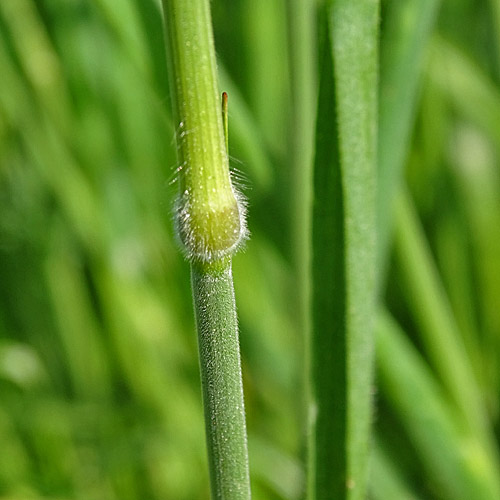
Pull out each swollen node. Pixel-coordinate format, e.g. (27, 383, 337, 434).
(175, 187, 247, 263)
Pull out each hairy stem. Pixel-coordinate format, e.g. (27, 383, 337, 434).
(192, 260, 251, 499)
(161, 0, 250, 497)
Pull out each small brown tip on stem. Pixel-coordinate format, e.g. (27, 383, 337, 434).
(222, 92, 229, 154)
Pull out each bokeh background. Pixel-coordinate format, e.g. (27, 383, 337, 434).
(1, 0, 500, 499)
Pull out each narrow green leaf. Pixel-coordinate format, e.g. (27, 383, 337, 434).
(393, 191, 500, 496)
(243, 0, 289, 158)
(449, 124, 500, 409)
(286, 0, 316, 334)
(377, 0, 440, 282)
(308, 1, 379, 498)
(377, 311, 500, 500)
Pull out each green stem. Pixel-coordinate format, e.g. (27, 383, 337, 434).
(161, 0, 250, 497)
(192, 260, 251, 499)
(162, 0, 245, 263)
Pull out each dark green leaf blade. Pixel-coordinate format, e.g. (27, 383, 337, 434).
(309, 2, 379, 498)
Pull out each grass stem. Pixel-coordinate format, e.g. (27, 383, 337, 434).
(191, 260, 251, 499)
(161, 0, 251, 497)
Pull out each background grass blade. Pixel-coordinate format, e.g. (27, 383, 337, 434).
(308, 1, 379, 498)
(377, 0, 440, 281)
(370, 440, 422, 500)
(286, 0, 316, 336)
(377, 311, 500, 499)
(392, 191, 500, 495)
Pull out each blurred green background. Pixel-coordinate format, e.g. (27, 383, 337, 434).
(1, 0, 500, 499)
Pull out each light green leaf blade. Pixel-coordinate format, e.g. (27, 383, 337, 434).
(377, 0, 441, 282)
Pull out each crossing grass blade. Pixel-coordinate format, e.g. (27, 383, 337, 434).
(392, 191, 500, 496)
(377, 311, 500, 499)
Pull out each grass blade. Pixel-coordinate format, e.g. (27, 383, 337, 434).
(377, 0, 440, 281)
(370, 440, 422, 500)
(286, 0, 316, 330)
(377, 311, 500, 499)
(393, 191, 500, 496)
(428, 35, 500, 149)
(308, 2, 379, 498)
